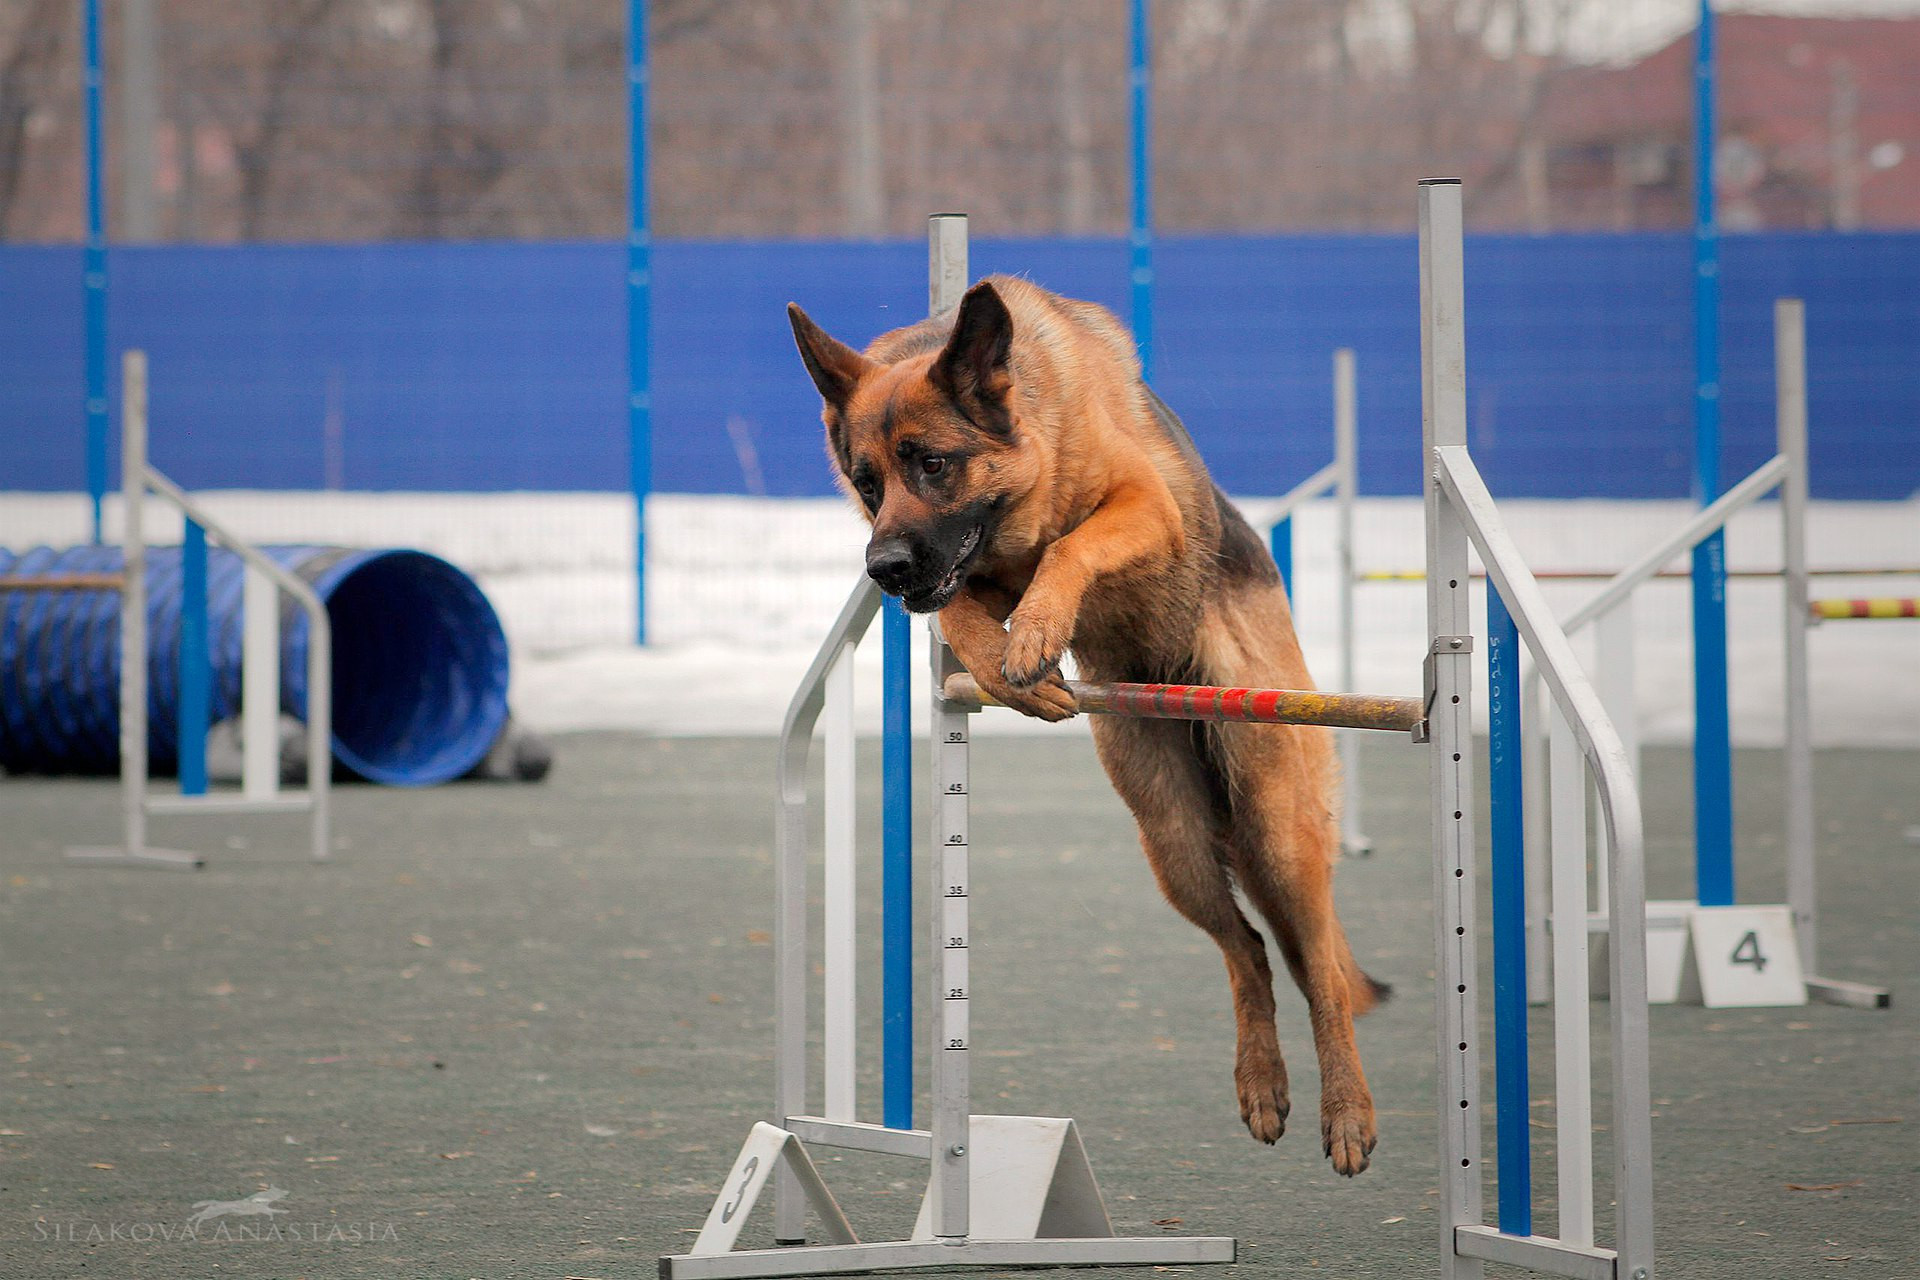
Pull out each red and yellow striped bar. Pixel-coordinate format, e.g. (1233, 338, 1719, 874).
(1810, 597, 1919, 621)
(941, 673, 1422, 733)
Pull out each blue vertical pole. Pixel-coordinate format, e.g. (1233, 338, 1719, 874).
(83, 0, 107, 545)
(1486, 585, 1531, 1236)
(881, 597, 914, 1130)
(627, 0, 652, 644)
(1268, 518, 1293, 603)
(1692, 0, 1734, 907)
(177, 521, 210, 796)
(1128, 0, 1153, 382)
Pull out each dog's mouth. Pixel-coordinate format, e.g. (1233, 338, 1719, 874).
(901, 524, 984, 613)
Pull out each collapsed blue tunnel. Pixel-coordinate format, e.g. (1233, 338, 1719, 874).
(0, 544, 510, 786)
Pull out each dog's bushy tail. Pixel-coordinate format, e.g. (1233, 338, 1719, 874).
(1350, 967, 1393, 1016)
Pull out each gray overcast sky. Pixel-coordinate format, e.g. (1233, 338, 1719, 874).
(1568, 0, 1920, 61)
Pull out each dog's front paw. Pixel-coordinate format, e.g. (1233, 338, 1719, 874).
(1002, 610, 1070, 689)
(1237, 1065, 1291, 1146)
(1321, 1096, 1377, 1177)
(1000, 672, 1077, 722)
(974, 670, 1076, 722)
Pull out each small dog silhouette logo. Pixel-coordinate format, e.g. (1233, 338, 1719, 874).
(187, 1188, 291, 1228)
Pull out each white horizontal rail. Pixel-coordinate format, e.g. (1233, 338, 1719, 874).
(1269, 459, 1341, 523)
(1561, 454, 1787, 635)
(146, 794, 312, 816)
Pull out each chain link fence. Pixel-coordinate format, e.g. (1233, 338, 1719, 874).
(2, 1, 1916, 656)
(7, 1, 1917, 244)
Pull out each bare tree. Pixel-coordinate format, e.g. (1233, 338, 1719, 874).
(0, 0, 67, 239)
(225, 0, 341, 239)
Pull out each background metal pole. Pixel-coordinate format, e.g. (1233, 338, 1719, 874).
(121, 352, 148, 855)
(627, 0, 652, 644)
(1128, 0, 1153, 382)
(1776, 299, 1815, 972)
(1334, 348, 1367, 854)
(1486, 586, 1531, 1238)
(1268, 517, 1292, 603)
(1692, 0, 1735, 907)
(178, 521, 209, 796)
(83, 0, 108, 545)
(881, 597, 914, 1131)
(119, 0, 159, 243)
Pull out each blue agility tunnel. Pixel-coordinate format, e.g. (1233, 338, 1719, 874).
(0, 544, 509, 786)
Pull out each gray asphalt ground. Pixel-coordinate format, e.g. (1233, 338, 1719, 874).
(1, 732, 1913, 1280)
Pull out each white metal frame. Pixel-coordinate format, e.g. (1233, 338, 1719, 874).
(1264, 347, 1369, 853)
(66, 350, 331, 870)
(1519, 300, 1889, 1010)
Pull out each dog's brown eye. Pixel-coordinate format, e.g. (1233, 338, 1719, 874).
(921, 456, 946, 477)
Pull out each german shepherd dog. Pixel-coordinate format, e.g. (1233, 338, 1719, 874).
(788, 276, 1386, 1175)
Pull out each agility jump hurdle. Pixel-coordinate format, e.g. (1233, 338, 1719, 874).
(662, 182, 1656, 1280)
(1517, 300, 1890, 1011)
(60, 351, 333, 869)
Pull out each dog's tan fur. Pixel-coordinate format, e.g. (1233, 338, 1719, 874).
(788, 275, 1385, 1175)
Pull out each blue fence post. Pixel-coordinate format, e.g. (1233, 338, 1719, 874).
(83, 0, 107, 545)
(627, 0, 652, 644)
(1269, 518, 1293, 604)
(177, 521, 210, 795)
(1129, 0, 1153, 383)
(881, 597, 914, 1130)
(1692, 0, 1734, 907)
(1487, 585, 1532, 1237)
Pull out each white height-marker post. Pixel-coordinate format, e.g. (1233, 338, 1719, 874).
(926, 212, 972, 1243)
(1418, 178, 1485, 1280)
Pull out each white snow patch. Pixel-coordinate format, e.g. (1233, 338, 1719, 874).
(5, 490, 1915, 746)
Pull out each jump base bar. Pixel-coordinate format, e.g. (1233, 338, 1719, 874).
(660, 1235, 1237, 1280)
(942, 673, 1422, 734)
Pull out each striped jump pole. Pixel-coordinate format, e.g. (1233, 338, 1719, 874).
(941, 674, 1421, 735)
(1810, 597, 1919, 621)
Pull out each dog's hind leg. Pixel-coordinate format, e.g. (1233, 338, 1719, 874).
(1089, 715, 1291, 1144)
(1219, 718, 1380, 1176)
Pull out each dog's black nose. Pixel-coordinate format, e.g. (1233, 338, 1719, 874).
(866, 540, 915, 592)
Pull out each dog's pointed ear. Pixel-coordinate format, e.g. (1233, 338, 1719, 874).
(788, 303, 875, 410)
(931, 281, 1014, 434)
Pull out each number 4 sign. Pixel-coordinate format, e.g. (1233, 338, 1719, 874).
(1684, 905, 1808, 1008)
